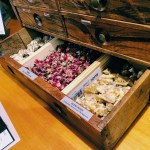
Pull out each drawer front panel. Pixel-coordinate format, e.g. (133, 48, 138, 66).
(101, 0, 150, 25)
(64, 14, 150, 66)
(17, 8, 65, 36)
(12, 0, 57, 10)
(59, 0, 100, 15)
(64, 14, 150, 44)
(59, 0, 150, 25)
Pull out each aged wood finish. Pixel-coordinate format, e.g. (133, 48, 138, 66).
(63, 13, 150, 41)
(0, 51, 103, 149)
(58, 0, 98, 15)
(63, 13, 150, 66)
(101, 0, 150, 25)
(0, 28, 42, 56)
(0, 33, 26, 56)
(16, 7, 65, 36)
(1, 55, 150, 149)
(12, 0, 57, 10)
(1, 64, 150, 150)
(18, 23, 150, 67)
(1, 28, 150, 149)
(58, 0, 150, 25)
(101, 70, 150, 149)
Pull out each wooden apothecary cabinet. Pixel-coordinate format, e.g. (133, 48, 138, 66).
(1, 0, 150, 149)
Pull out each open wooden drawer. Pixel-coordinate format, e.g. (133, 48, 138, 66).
(0, 28, 150, 149)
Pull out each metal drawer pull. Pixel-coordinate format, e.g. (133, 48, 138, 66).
(33, 14, 42, 26)
(95, 29, 110, 45)
(90, 0, 107, 11)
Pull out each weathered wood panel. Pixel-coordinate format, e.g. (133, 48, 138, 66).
(101, 69, 150, 149)
(63, 13, 150, 66)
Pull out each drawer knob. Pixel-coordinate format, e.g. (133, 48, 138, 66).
(95, 29, 110, 45)
(33, 14, 42, 26)
(90, 0, 107, 11)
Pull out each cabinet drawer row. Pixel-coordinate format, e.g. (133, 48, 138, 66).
(12, 0, 150, 25)
(16, 7, 150, 66)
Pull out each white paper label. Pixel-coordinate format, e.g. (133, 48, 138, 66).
(0, 129, 14, 150)
(44, 13, 50, 17)
(61, 96, 93, 121)
(19, 67, 37, 80)
(81, 19, 91, 25)
(0, 103, 20, 150)
(69, 67, 101, 100)
(22, 9, 31, 13)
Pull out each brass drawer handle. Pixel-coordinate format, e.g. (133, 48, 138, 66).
(33, 14, 42, 26)
(95, 29, 110, 45)
(90, 0, 107, 11)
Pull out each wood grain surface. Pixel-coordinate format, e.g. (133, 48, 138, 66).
(12, 0, 57, 10)
(58, 0, 150, 25)
(0, 64, 150, 150)
(17, 7, 65, 36)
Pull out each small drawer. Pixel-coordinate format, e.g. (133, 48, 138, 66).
(12, 0, 57, 10)
(101, 0, 150, 25)
(17, 7, 65, 36)
(58, 0, 150, 25)
(58, 0, 104, 16)
(63, 13, 150, 66)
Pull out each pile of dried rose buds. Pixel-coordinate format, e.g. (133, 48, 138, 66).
(31, 42, 101, 90)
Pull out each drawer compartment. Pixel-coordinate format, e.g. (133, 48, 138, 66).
(60, 57, 150, 149)
(0, 28, 103, 93)
(17, 7, 65, 36)
(12, 0, 57, 10)
(63, 13, 150, 66)
(22, 38, 103, 92)
(0, 28, 150, 149)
